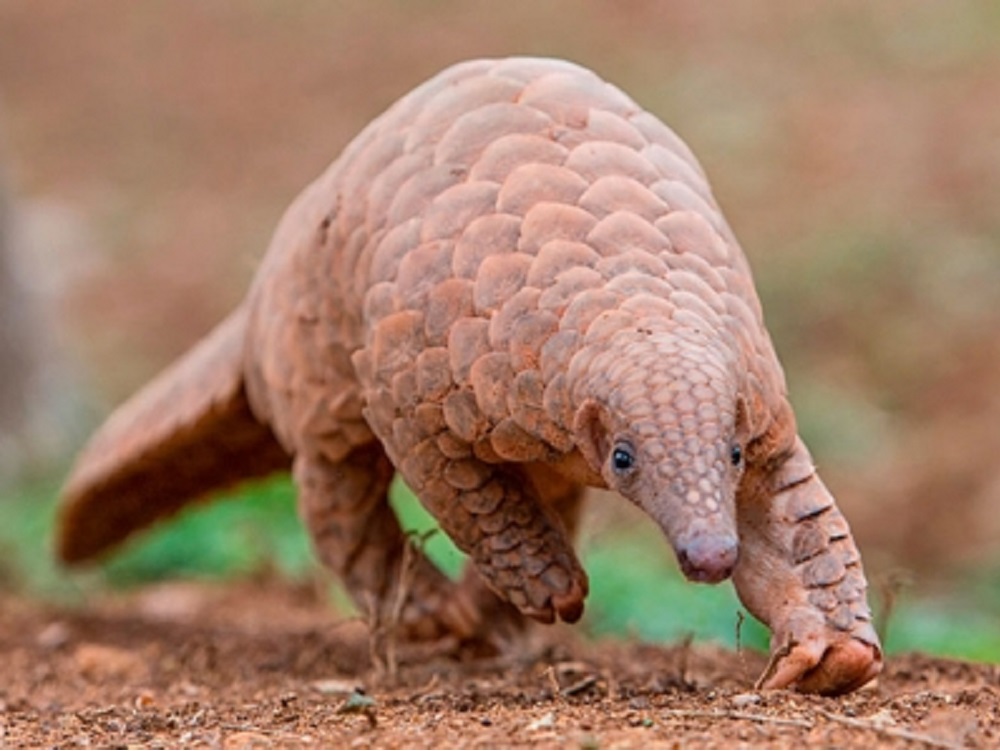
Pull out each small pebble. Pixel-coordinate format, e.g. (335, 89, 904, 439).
(338, 690, 376, 713)
(527, 712, 555, 731)
(223, 731, 270, 749)
(176, 681, 204, 697)
(628, 696, 651, 710)
(311, 678, 357, 696)
(731, 692, 761, 707)
(73, 643, 148, 682)
(36, 621, 71, 650)
(867, 708, 896, 726)
(134, 690, 157, 710)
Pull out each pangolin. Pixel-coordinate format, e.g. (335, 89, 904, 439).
(57, 57, 882, 695)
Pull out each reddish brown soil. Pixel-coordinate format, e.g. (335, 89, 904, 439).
(3, 1, 1000, 579)
(1, 579, 997, 749)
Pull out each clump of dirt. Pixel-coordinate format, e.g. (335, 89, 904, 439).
(0, 579, 996, 749)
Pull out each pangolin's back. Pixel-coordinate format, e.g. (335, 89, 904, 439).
(323, 58, 753, 308)
(252, 57, 786, 462)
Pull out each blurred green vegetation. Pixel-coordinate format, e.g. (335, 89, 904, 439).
(3, 472, 998, 662)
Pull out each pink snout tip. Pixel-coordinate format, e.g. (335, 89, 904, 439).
(675, 533, 739, 583)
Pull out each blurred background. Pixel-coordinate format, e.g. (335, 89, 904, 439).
(0, 1, 998, 658)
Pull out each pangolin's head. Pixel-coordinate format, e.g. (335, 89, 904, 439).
(572, 322, 750, 583)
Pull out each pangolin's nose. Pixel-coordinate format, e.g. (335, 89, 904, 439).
(675, 533, 739, 583)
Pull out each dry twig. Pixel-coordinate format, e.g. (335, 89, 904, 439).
(676, 632, 694, 688)
(383, 534, 419, 681)
(816, 709, 957, 750)
(561, 675, 599, 697)
(661, 708, 812, 729)
(661, 689, 957, 748)
(368, 529, 435, 684)
(734, 610, 752, 685)
(753, 636, 794, 690)
(544, 664, 562, 700)
(365, 593, 385, 678)
(873, 569, 910, 647)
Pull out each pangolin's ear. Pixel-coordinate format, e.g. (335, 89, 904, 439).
(574, 399, 611, 474)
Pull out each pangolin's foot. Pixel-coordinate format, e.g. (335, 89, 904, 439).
(369, 550, 535, 658)
(449, 565, 536, 656)
(756, 607, 882, 695)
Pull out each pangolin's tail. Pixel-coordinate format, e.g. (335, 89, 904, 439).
(57, 304, 292, 564)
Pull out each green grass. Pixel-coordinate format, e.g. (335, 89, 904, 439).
(580, 522, 771, 652)
(0, 475, 306, 595)
(2, 473, 999, 662)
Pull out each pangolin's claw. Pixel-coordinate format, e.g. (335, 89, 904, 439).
(756, 610, 882, 695)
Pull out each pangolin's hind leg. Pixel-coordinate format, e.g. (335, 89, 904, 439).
(295, 445, 481, 642)
(452, 466, 586, 649)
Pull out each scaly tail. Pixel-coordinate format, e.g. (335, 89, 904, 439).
(57, 304, 292, 564)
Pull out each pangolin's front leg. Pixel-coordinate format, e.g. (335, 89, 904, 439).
(399, 439, 589, 625)
(450, 464, 587, 645)
(295, 445, 480, 641)
(733, 438, 883, 695)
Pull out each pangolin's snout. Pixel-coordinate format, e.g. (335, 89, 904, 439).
(675, 532, 739, 583)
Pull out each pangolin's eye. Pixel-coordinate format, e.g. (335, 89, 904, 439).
(730, 443, 743, 467)
(611, 443, 636, 474)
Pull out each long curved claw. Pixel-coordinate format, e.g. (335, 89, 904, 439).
(756, 608, 882, 695)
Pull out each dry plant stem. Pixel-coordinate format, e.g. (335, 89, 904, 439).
(677, 632, 694, 688)
(544, 664, 562, 700)
(365, 593, 386, 679)
(815, 709, 957, 750)
(561, 674, 599, 696)
(661, 708, 813, 729)
(371, 532, 428, 685)
(383, 535, 419, 683)
(734, 610, 751, 685)
(753, 637, 794, 690)
(873, 570, 907, 647)
(663, 707, 957, 748)
(601, 667, 618, 702)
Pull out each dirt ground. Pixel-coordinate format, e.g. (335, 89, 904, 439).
(3, 1, 1000, 579)
(0, 579, 995, 750)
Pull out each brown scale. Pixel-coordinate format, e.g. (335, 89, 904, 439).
(57, 57, 880, 695)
